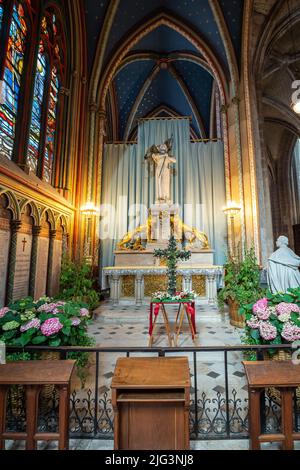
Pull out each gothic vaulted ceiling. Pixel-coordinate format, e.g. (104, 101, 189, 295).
(84, 0, 245, 140)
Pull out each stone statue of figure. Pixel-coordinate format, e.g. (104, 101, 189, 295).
(267, 235, 300, 293)
(144, 137, 176, 203)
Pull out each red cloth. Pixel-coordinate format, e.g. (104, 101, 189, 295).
(149, 303, 161, 335)
(149, 301, 196, 337)
(186, 303, 196, 335)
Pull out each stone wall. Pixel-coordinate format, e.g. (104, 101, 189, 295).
(0, 189, 70, 306)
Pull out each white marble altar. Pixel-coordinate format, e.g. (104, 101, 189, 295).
(103, 265, 223, 306)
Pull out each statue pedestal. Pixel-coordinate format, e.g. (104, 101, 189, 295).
(114, 249, 215, 267)
(147, 203, 180, 248)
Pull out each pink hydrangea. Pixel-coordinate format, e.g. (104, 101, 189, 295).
(20, 319, 41, 332)
(253, 298, 268, 314)
(40, 318, 63, 337)
(276, 303, 300, 316)
(80, 308, 89, 318)
(281, 323, 300, 342)
(71, 317, 81, 326)
(259, 321, 277, 341)
(37, 303, 61, 314)
(247, 316, 260, 329)
(256, 308, 271, 320)
(0, 307, 9, 318)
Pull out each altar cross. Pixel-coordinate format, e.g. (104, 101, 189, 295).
(154, 235, 191, 296)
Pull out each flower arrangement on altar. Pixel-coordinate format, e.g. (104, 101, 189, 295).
(0, 296, 92, 348)
(240, 287, 300, 345)
(152, 290, 197, 302)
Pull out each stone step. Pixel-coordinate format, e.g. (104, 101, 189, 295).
(93, 303, 229, 324)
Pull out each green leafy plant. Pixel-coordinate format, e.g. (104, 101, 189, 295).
(59, 257, 99, 309)
(218, 247, 264, 310)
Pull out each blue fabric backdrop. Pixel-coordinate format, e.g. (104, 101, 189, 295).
(101, 118, 227, 268)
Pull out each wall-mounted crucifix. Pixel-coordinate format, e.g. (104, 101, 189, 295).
(22, 237, 27, 253)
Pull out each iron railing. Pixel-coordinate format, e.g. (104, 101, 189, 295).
(5, 344, 300, 440)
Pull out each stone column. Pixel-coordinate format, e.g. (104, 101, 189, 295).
(135, 274, 144, 307)
(111, 275, 121, 306)
(46, 230, 57, 297)
(29, 226, 41, 298)
(207, 274, 217, 305)
(183, 274, 192, 292)
(6, 220, 22, 305)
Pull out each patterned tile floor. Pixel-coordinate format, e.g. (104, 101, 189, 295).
(5, 303, 298, 450)
(85, 302, 248, 402)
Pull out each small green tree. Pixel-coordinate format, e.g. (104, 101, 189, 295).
(218, 247, 263, 309)
(59, 257, 99, 309)
(154, 236, 191, 296)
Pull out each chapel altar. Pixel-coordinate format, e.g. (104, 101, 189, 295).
(102, 130, 225, 306)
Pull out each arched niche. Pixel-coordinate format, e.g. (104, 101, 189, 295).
(12, 204, 34, 301)
(49, 216, 65, 296)
(34, 211, 51, 300)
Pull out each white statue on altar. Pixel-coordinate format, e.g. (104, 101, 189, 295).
(267, 235, 300, 293)
(145, 137, 176, 203)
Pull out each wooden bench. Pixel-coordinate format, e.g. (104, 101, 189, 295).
(0, 360, 75, 450)
(243, 360, 300, 450)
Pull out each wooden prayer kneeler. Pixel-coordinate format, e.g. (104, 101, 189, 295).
(111, 357, 191, 450)
(243, 360, 300, 450)
(0, 360, 75, 451)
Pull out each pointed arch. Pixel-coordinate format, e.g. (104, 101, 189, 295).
(0, 188, 21, 219)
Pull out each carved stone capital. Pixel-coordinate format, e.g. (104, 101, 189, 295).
(59, 87, 70, 97)
(220, 103, 230, 114)
(50, 229, 57, 240)
(89, 102, 98, 113)
(231, 96, 241, 105)
(32, 225, 42, 237)
(10, 220, 22, 233)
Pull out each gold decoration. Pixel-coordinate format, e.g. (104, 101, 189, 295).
(117, 224, 147, 251)
(192, 275, 206, 297)
(117, 213, 209, 251)
(121, 275, 135, 298)
(144, 275, 168, 296)
(144, 275, 182, 296)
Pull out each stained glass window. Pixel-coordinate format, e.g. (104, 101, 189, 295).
(0, 2, 27, 159)
(27, 45, 47, 173)
(44, 66, 59, 183)
(0, 0, 4, 33)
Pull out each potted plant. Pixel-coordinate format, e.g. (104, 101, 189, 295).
(240, 287, 300, 350)
(240, 287, 300, 404)
(218, 247, 263, 328)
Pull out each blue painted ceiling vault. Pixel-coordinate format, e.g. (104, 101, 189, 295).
(84, 0, 245, 140)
